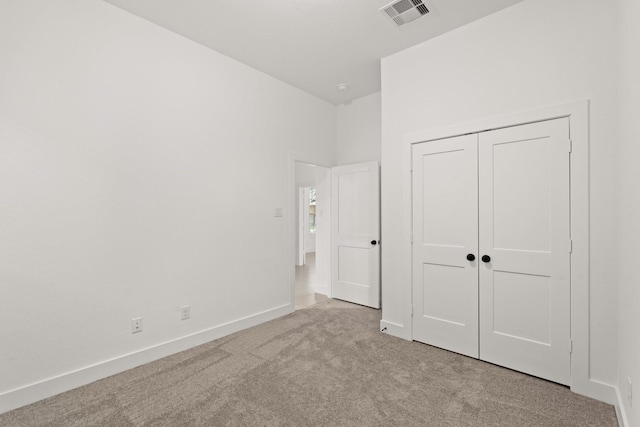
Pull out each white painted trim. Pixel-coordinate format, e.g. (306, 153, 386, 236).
(399, 100, 609, 401)
(380, 319, 410, 340)
(615, 384, 629, 427)
(298, 187, 306, 266)
(0, 303, 293, 415)
(582, 379, 618, 404)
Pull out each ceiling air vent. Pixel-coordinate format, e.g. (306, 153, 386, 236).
(381, 0, 430, 26)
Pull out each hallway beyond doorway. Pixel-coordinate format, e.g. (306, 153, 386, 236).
(295, 252, 328, 309)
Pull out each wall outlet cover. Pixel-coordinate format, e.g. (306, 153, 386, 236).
(131, 317, 143, 334)
(180, 305, 191, 320)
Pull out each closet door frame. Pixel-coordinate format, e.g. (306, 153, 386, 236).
(400, 101, 607, 402)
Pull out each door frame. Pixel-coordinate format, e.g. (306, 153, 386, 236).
(288, 154, 332, 310)
(298, 187, 306, 266)
(400, 100, 608, 401)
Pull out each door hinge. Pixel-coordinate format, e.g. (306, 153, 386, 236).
(569, 239, 573, 253)
(568, 139, 573, 153)
(410, 306, 414, 317)
(569, 339, 573, 354)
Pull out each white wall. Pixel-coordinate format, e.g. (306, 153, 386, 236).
(0, 0, 335, 412)
(336, 92, 381, 165)
(380, 0, 617, 399)
(295, 163, 318, 188)
(616, 0, 640, 424)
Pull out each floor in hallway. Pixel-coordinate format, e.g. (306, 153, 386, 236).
(295, 252, 328, 310)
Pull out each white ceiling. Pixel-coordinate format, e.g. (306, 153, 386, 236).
(103, 0, 524, 105)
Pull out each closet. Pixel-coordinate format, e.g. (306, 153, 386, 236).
(411, 118, 571, 385)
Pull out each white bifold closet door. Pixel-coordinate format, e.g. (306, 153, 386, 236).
(478, 119, 570, 384)
(411, 134, 479, 358)
(412, 118, 571, 385)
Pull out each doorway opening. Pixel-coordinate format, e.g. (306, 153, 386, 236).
(294, 162, 330, 309)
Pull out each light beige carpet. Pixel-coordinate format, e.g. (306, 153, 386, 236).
(0, 299, 617, 426)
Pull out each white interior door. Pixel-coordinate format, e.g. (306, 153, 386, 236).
(331, 161, 380, 308)
(412, 134, 479, 358)
(478, 118, 570, 385)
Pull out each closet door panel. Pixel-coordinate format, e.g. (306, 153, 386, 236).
(478, 118, 570, 385)
(412, 134, 479, 358)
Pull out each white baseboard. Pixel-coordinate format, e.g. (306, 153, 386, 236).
(0, 303, 294, 415)
(584, 381, 628, 427)
(579, 379, 618, 405)
(380, 319, 410, 340)
(614, 385, 630, 427)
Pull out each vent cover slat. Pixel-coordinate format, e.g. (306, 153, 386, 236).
(392, 0, 413, 14)
(381, 0, 430, 27)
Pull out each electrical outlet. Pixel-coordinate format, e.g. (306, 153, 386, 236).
(131, 317, 143, 334)
(180, 305, 190, 320)
(628, 377, 633, 407)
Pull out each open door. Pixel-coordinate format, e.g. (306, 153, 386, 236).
(331, 161, 380, 308)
